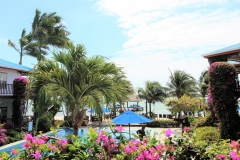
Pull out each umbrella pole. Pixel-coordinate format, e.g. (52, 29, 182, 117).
(129, 123, 130, 139)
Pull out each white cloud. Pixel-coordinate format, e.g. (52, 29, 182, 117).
(96, 0, 240, 88)
(0, 38, 7, 44)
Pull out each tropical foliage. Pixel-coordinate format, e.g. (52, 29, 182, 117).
(198, 70, 209, 99)
(165, 94, 206, 116)
(8, 29, 32, 65)
(138, 81, 167, 118)
(167, 69, 197, 98)
(8, 9, 70, 64)
(27, 43, 132, 135)
(1, 126, 240, 159)
(31, 9, 70, 61)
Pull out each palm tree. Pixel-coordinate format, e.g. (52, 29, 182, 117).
(199, 70, 209, 99)
(138, 88, 148, 116)
(8, 29, 32, 65)
(108, 70, 133, 117)
(167, 69, 197, 98)
(28, 43, 130, 135)
(31, 9, 70, 61)
(138, 81, 167, 118)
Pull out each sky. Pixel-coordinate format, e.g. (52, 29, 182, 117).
(1, 0, 240, 89)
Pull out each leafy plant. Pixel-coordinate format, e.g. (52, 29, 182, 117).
(146, 120, 179, 128)
(6, 130, 25, 144)
(194, 126, 220, 142)
(37, 112, 54, 132)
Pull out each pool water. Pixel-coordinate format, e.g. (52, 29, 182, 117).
(0, 127, 153, 154)
(0, 127, 89, 154)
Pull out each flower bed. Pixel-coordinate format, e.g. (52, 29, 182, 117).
(146, 120, 180, 128)
(0, 125, 239, 159)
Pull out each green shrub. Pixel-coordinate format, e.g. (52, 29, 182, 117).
(146, 120, 179, 128)
(194, 127, 220, 142)
(194, 114, 218, 128)
(6, 130, 25, 144)
(38, 112, 54, 132)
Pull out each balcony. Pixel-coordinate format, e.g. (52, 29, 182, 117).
(0, 84, 13, 95)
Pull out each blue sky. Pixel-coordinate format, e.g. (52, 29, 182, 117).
(1, 0, 240, 88)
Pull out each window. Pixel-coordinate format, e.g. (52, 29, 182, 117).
(0, 72, 7, 89)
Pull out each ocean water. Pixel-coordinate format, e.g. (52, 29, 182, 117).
(26, 102, 171, 118)
(120, 102, 171, 115)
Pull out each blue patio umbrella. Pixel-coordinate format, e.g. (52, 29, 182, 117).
(88, 107, 111, 113)
(112, 110, 152, 139)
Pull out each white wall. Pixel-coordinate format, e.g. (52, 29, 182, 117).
(0, 98, 13, 124)
(0, 68, 22, 84)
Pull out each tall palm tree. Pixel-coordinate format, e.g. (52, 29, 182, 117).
(138, 87, 148, 116)
(28, 43, 129, 135)
(167, 69, 197, 98)
(199, 70, 209, 99)
(8, 29, 32, 65)
(31, 9, 70, 61)
(138, 81, 167, 118)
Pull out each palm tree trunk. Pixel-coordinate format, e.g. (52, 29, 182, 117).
(149, 102, 151, 118)
(73, 107, 79, 136)
(73, 109, 87, 136)
(145, 100, 147, 116)
(19, 52, 22, 65)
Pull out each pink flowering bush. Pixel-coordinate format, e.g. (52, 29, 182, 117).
(0, 128, 7, 146)
(1, 126, 240, 159)
(208, 62, 240, 140)
(12, 76, 28, 128)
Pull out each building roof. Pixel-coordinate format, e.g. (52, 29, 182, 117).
(126, 92, 141, 102)
(202, 43, 240, 58)
(0, 58, 32, 72)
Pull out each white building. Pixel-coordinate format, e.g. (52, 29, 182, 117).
(0, 58, 31, 125)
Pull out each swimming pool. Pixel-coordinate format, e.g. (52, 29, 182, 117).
(0, 127, 153, 154)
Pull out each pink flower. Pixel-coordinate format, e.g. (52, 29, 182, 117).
(24, 134, 34, 141)
(230, 151, 240, 160)
(166, 128, 173, 137)
(35, 138, 45, 145)
(125, 145, 131, 153)
(116, 125, 124, 132)
(10, 149, 18, 155)
(230, 141, 239, 149)
(131, 145, 137, 152)
(217, 154, 226, 160)
(184, 127, 191, 132)
(32, 151, 41, 159)
(23, 142, 31, 148)
(168, 155, 174, 160)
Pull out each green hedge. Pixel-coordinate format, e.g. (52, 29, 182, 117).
(194, 115, 218, 128)
(38, 112, 54, 132)
(6, 130, 26, 144)
(194, 126, 220, 142)
(146, 120, 179, 128)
